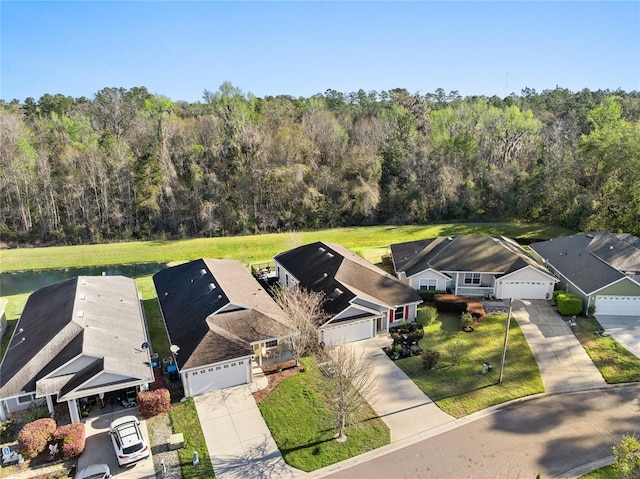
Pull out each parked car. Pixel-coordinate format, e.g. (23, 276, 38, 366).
(76, 463, 111, 479)
(109, 415, 149, 466)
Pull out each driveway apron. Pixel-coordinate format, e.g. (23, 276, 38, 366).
(595, 314, 640, 359)
(194, 384, 301, 479)
(511, 300, 606, 393)
(358, 338, 454, 442)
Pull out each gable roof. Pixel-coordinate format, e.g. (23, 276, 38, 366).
(390, 235, 550, 278)
(153, 259, 287, 370)
(274, 242, 421, 317)
(0, 276, 153, 401)
(530, 232, 640, 294)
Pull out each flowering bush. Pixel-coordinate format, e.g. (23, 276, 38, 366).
(52, 423, 86, 460)
(137, 388, 170, 418)
(17, 417, 56, 459)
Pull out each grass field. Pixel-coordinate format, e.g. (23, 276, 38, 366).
(258, 357, 389, 471)
(0, 222, 575, 272)
(396, 311, 544, 418)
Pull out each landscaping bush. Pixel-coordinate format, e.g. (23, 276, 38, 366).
(25, 407, 50, 423)
(466, 301, 485, 320)
(556, 292, 583, 316)
(552, 290, 564, 303)
(17, 417, 56, 459)
(434, 294, 468, 313)
(421, 349, 440, 371)
(460, 312, 474, 330)
(417, 306, 439, 326)
(418, 289, 447, 303)
(52, 423, 85, 460)
(137, 388, 170, 418)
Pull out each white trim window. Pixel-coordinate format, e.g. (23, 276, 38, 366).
(464, 273, 481, 285)
(419, 279, 437, 291)
(394, 306, 405, 321)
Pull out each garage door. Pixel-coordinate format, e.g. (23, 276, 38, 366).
(499, 281, 551, 300)
(322, 318, 374, 347)
(595, 296, 640, 316)
(187, 360, 249, 396)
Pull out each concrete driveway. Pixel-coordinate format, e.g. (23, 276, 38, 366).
(595, 315, 640, 359)
(357, 338, 454, 442)
(194, 384, 301, 479)
(78, 409, 155, 478)
(511, 300, 606, 393)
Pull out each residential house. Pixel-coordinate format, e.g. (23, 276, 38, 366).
(0, 276, 154, 423)
(530, 232, 640, 316)
(390, 235, 558, 300)
(153, 259, 290, 397)
(274, 242, 422, 346)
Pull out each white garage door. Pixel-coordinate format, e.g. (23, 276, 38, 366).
(322, 318, 374, 347)
(187, 360, 249, 396)
(595, 296, 640, 316)
(500, 280, 552, 300)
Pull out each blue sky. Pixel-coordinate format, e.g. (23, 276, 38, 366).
(1, 1, 639, 103)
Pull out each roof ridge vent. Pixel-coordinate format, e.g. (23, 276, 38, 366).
(208, 283, 216, 291)
(200, 269, 207, 276)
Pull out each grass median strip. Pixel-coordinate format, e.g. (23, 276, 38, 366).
(258, 357, 389, 472)
(169, 398, 215, 479)
(396, 313, 544, 418)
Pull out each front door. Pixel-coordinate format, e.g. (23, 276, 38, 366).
(375, 316, 386, 332)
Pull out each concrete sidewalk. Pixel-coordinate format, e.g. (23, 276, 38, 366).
(511, 300, 606, 393)
(193, 368, 302, 479)
(358, 338, 455, 442)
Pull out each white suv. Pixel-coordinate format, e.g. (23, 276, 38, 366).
(109, 415, 149, 466)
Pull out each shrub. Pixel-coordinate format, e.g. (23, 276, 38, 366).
(421, 349, 440, 371)
(417, 306, 438, 326)
(417, 290, 447, 303)
(17, 417, 56, 459)
(552, 290, 564, 303)
(434, 294, 468, 313)
(460, 312, 474, 329)
(613, 434, 640, 479)
(137, 388, 170, 418)
(52, 423, 85, 460)
(25, 407, 50, 423)
(556, 292, 583, 316)
(0, 418, 17, 443)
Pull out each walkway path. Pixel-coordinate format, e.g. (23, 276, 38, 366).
(193, 365, 302, 479)
(512, 300, 606, 393)
(358, 337, 455, 442)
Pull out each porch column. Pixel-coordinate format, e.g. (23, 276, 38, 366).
(46, 395, 54, 418)
(455, 273, 460, 295)
(0, 400, 6, 421)
(68, 399, 80, 423)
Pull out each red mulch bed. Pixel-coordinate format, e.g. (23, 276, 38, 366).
(253, 366, 301, 404)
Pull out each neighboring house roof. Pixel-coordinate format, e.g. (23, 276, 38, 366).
(390, 235, 550, 278)
(530, 232, 640, 294)
(274, 242, 421, 319)
(153, 259, 287, 370)
(0, 276, 153, 402)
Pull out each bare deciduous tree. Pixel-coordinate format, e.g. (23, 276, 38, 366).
(274, 285, 326, 367)
(318, 344, 375, 442)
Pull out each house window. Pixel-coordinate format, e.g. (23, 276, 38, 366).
(216, 366, 221, 370)
(419, 279, 437, 291)
(192, 371, 198, 376)
(394, 306, 405, 321)
(223, 364, 229, 368)
(464, 273, 481, 285)
(265, 340, 277, 348)
(285, 274, 289, 287)
(17, 394, 34, 405)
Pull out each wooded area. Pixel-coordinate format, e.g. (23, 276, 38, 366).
(1, 84, 638, 245)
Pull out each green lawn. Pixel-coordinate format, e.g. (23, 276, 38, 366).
(0, 222, 575, 272)
(395, 312, 544, 418)
(169, 398, 215, 479)
(258, 356, 390, 472)
(573, 317, 640, 383)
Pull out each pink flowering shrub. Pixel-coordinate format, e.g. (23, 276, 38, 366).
(137, 388, 170, 418)
(52, 423, 86, 459)
(17, 417, 56, 459)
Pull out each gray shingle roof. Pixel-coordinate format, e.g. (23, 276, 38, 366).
(391, 235, 549, 278)
(153, 259, 286, 370)
(530, 232, 640, 294)
(274, 242, 421, 317)
(0, 276, 153, 401)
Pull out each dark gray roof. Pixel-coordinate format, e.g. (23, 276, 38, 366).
(153, 259, 286, 370)
(391, 235, 549, 278)
(0, 276, 153, 401)
(274, 242, 421, 318)
(530, 232, 640, 294)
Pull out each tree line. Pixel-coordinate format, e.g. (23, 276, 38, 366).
(1, 83, 639, 245)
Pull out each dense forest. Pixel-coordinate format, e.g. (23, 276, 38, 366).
(1, 83, 639, 245)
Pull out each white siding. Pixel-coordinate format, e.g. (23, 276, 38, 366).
(321, 318, 375, 347)
(595, 296, 640, 316)
(185, 359, 251, 397)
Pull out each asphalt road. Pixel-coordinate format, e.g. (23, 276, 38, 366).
(322, 384, 640, 479)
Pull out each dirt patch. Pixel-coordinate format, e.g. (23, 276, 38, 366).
(253, 367, 301, 404)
